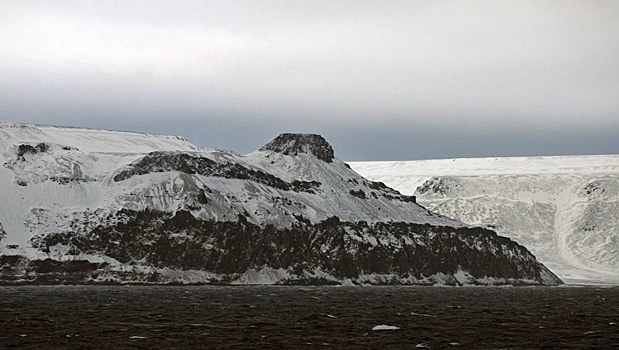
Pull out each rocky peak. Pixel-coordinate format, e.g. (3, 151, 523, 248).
(259, 133, 334, 163)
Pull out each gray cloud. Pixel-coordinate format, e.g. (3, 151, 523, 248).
(1, 1, 618, 160)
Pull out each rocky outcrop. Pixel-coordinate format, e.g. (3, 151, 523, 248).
(259, 133, 334, 162)
(0, 255, 106, 285)
(113, 151, 321, 193)
(416, 177, 461, 196)
(12, 209, 561, 286)
(17, 143, 50, 159)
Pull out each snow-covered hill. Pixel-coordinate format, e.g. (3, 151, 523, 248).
(350, 156, 619, 285)
(0, 124, 454, 249)
(0, 122, 561, 285)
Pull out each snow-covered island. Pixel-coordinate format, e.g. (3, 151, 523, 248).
(0, 122, 562, 286)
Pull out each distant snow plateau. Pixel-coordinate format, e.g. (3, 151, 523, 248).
(351, 155, 619, 285)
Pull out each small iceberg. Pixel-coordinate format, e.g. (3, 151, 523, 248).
(371, 324, 400, 331)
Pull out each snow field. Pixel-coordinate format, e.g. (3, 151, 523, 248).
(351, 156, 619, 284)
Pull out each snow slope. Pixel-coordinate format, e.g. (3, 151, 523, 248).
(350, 156, 619, 284)
(0, 123, 201, 249)
(0, 122, 457, 258)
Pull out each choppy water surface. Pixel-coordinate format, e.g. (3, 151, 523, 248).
(1, 285, 618, 349)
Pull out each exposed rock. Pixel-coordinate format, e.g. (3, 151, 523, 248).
(367, 180, 416, 203)
(416, 177, 463, 197)
(259, 133, 335, 163)
(17, 143, 50, 159)
(22, 209, 562, 286)
(113, 151, 321, 193)
(0, 255, 107, 284)
(349, 189, 367, 199)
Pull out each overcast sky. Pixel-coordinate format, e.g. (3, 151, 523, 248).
(1, 1, 617, 160)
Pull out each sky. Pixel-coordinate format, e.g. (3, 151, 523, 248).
(1, 1, 618, 161)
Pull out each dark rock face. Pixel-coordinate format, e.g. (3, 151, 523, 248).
(582, 181, 606, 196)
(349, 179, 417, 203)
(417, 177, 462, 196)
(0, 255, 107, 284)
(349, 189, 367, 199)
(22, 209, 562, 286)
(0, 222, 5, 241)
(113, 151, 321, 193)
(17, 143, 49, 159)
(259, 134, 335, 163)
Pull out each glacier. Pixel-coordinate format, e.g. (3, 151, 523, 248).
(350, 156, 619, 285)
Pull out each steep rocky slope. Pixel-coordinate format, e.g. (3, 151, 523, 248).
(351, 156, 619, 285)
(0, 122, 561, 285)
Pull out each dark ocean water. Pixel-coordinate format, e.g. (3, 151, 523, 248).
(1, 285, 618, 349)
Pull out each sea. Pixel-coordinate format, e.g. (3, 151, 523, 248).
(1, 285, 618, 349)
